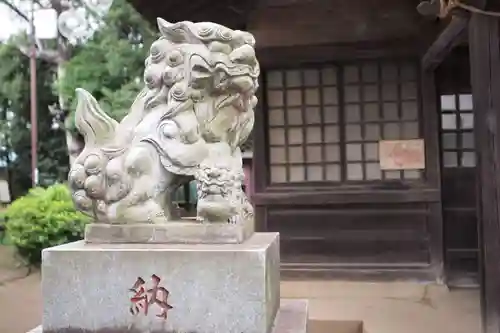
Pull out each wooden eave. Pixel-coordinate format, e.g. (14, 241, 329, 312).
(126, 0, 256, 29)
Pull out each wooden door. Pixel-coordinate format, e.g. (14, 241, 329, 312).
(437, 56, 479, 287)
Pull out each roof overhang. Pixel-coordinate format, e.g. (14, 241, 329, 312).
(126, 0, 257, 29)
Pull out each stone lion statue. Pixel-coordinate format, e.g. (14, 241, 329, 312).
(68, 19, 258, 224)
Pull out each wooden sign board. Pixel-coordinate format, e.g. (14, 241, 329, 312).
(379, 139, 425, 170)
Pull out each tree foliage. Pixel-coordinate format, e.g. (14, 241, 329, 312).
(60, 0, 157, 129)
(0, 0, 155, 198)
(0, 42, 68, 197)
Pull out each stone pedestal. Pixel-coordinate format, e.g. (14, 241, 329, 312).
(29, 299, 308, 333)
(42, 233, 281, 333)
(84, 219, 254, 244)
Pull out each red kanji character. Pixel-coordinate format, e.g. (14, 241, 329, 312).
(146, 274, 174, 320)
(129, 277, 149, 315)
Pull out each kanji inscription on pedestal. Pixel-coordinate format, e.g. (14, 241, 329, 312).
(129, 274, 173, 320)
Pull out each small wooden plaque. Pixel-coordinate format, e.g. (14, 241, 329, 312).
(379, 139, 425, 170)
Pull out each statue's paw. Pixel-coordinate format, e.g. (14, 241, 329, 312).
(149, 213, 169, 224)
(72, 190, 94, 215)
(109, 199, 169, 224)
(197, 196, 236, 223)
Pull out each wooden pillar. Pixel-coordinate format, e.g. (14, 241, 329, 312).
(421, 70, 445, 282)
(468, 12, 500, 333)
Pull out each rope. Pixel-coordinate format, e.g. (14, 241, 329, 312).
(439, 0, 500, 18)
(456, 2, 500, 17)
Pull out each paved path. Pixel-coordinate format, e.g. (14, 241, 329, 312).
(0, 245, 29, 283)
(0, 245, 41, 333)
(0, 273, 41, 333)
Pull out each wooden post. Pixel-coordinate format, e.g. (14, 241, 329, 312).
(422, 14, 469, 72)
(421, 70, 444, 282)
(468, 12, 500, 333)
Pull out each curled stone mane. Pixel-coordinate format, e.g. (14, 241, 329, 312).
(142, 19, 260, 113)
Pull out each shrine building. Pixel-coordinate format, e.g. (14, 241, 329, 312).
(125, 1, 500, 330)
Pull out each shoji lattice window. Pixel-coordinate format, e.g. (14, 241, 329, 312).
(266, 61, 422, 184)
(440, 94, 475, 168)
(342, 63, 421, 181)
(267, 67, 340, 183)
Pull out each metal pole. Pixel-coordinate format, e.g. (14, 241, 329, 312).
(29, 0, 38, 187)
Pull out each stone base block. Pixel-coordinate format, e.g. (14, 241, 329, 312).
(84, 219, 254, 244)
(28, 299, 307, 333)
(272, 299, 308, 333)
(42, 233, 279, 333)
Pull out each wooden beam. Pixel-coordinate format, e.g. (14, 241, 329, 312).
(252, 189, 441, 206)
(257, 39, 426, 68)
(127, 0, 254, 29)
(468, 12, 500, 333)
(422, 14, 469, 71)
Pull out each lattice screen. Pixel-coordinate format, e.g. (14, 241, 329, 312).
(266, 61, 422, 184)
(440, 94, 475, 168)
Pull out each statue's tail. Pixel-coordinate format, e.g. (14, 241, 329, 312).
(69, 89, 119, 221)
(74, 88, 118, 148)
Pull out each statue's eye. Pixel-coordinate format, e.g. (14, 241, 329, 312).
(193, 64, 210, 74)
(191, 64, 211, 88)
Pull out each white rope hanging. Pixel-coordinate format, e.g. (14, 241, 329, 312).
(439, 0, 500, 18)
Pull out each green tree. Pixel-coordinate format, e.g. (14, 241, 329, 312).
(0, 0, 155, 166)
(60, 0, 156, 134)
(0, 42, 68, 197)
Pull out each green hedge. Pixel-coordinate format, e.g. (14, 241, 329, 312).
(5, 184, 90, 266)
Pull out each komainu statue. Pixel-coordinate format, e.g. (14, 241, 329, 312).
(68, 19, 258, 225)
